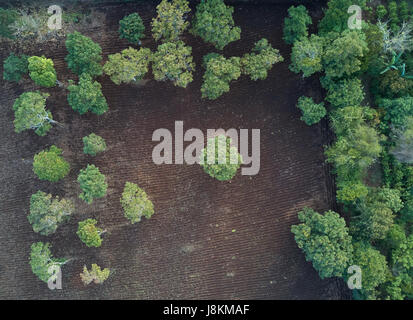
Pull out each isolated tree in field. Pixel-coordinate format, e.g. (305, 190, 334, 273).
(120, 182, 154, 224)
(28, 191, 74, 236)
(119, 12, 145, 45)
(296, 96, 326, 126)
(83, 133, 106, 156)
(323, 77, 365, 108)
(289, 35, 324, 78)
(191, 0, 241, 50)
(27, 56, 57, 88)
(29, 242, 68, 283)
(240, 38, 284, 81)
(33, 146, 70, 182)
(323, 30, 368, 79)
(77, 219, 105, 247)
(282, 5, 312, 45)
(103, 47, 151, 85)
(291, 207, 353, 279)
(152, 41, 195, 88)
(65, 31, 103, 77)
(201, 53, 241, 100)
(3, 53, 28, 82)
(77, 164, 108, 204)
(12, 91, 56, 136)
(151, 0, 190, 42)
(80, 264, 110, 285)
(0, 8, 18, 39)
(200, 135, 242, 181)
(391, 117, 413, 164)
(67, 74, 108, 115)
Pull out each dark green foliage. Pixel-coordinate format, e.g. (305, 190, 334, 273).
(324, 77, 365, 108)
(376, 5, 387, 20)
(33, 146, 70, 182)
(379, 96, 413, 129)
(377, 70, 413, 99)
(0, 8, 18, 39)
(119, 13, 145, 45)
(3, 53, 28, 82)
(29, 242, 67, 283)
(83, 133, 106, 156)
(282, 5, 312, 45)
(289, 35, 324, 77)
(388, 1, 400, 32)
(296, 96, 326, 125)
(399, 1, 409, 22)
(77, 164, 108, 204)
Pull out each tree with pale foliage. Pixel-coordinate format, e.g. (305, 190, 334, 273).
(201, 53, 241, 100)
(152, 41, 195, 88)
(77, 164, 107, 204)
(119, 13, 145, 45)
(83, 133, 106, 156)
(151, 0, 190, 42)
(28, 191, 74, 236)
(289, 35, 324, 78)
(121, 182, 154, 224)
(282, 5, 312, 45)
(191, 0, 241, 50)
(240, 38, 283, 81)
(80, 264, 110, 285)
(103, 47, 151, 85)
(291, 207, 353, 279)
(33, 146, 70, 182)
(77, 219, 105, 248)
(296, 96, 326, 126)
(13, 91, 56, 136)
(28, 56, 57, 87)
(391, 117, 413, 164)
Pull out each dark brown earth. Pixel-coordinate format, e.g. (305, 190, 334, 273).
(0, 1, 349, 299)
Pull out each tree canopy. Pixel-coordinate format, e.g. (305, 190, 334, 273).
(3, 53, 28, 82)
(33, 146, 70, 182)
(27, 56, 57, 88)
(119, 12, 145, 45)
(80, 264, 110, 285)
(289, 35, 324, 78)
(77, 219, 104, 247)
(83, 133, 107, 156)
(120, 182, 154, 224)
(77, 164, 108, 204)
(282, 5, 312, 45)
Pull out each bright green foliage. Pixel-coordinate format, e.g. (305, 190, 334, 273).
(3, 53, 28, 82)
(200, 135, 242, 181)
(323, 30, 368, 79)
(152, 41, 195, 88)
(0, 8, 18, 39)
(120, 182, 154, 224)
(67, 74, 108, 115)
(13, 91, 55, 136)
(29, 242, 67, 283)
(289, 35, 324, 77)
(379, 96, 413, 129)
(151, 0, 190, 42)
(352, 242, 389, 295)
(282, 5, 312, 45)
(336, 180, 368, 202)
(191, 0, 241, 50)
(201, 53, 241, 100)
(119, 13, 145, 45)
(28, 56, 57, 88)
(83, 133, 106, 156)
(399, 1, 409, 22)
(329, 106, 376, 136)
(296, 96, 326, 126)
(240, 38, 283, 81)
(391, 116, 413, 164)
(103, 47, 151, 85)
(324, 77, 365, 108)
(80, 264, 110, 285)
(33, 146, 70, 182)
(77, 164, 108, 204)
(388, 1, 400, 32)
(318, 0, 366, 35)
(65, 31, 103, 77)
(77, 219, 104, 247)
(392, 234, 413, 274)
(291, 207, 353, 279)
(376, 5, 387, 20)
(28, 191, 74, 236)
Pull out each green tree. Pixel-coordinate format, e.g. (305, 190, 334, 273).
(377, 69, 413, 99)
(67, 74, 108, 115)
(28, 191, 74, 236)
(376, 5, 387, 20)
(296, 96, 326, 126)
(240, 38, 283, 81)
(323, 30, 368, 79)
(28, 56, 57, 87)
(33, 146, 70, 182)
(77, 164, 108, 204)
(324, 77, 365, 108)
(291, 207, 353, 279)
(379, 96, 413, 129)
(336, 180, 368, 203)
(65, 31, 103, 77)
(29, 242, 68, 283)
(120, 182, 154, 224)
(388, 1, 400, 32)
(80, 264, 110, 285)
(201, 53, 241, 100)
(282, 5, 312, 45)
(103, 47, 151, 85)
(329, 105, 376, 136)
(399, 1, 409, 22)
(13, 91, 56, 136)
(0, 8, 18, 39)
(77, 219, 105, 247)
(151, 0, 190, 42)
(3, 53, 28, 82)
(83, 133, 106, 156)
(191, 0, 241, 50)
(119, 12, 145, 45)
(152, 41, 195, 88)
(289, 35, 324, 78)
(200, 135, 242, 181)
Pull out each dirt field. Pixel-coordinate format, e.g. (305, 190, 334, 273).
(0, 1, 349, 299)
